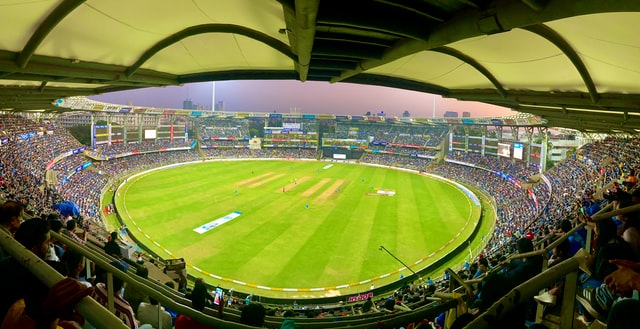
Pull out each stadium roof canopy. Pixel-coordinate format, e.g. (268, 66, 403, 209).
(1, 0, 639, 133)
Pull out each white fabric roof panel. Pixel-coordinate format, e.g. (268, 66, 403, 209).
(371, 52, 492, 89)
(147, 34, 294, 74)
(547, 13, 640, 94)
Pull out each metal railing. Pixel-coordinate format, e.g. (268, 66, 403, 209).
(54, 231, 465, 329)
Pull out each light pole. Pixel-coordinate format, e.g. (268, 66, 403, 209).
(379, 245, 422, 282)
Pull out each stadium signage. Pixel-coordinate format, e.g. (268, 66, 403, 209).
(348, 292, 373, 303)
(194, 212, 242, 234)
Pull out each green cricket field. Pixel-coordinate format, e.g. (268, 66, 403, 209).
(113, 160, 486, 298)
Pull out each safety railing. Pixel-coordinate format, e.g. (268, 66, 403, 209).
(464, 255, 581, 329)
(54, 231, 463, 329)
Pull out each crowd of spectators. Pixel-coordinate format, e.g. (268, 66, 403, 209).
(326, 123, 448, 157)
(6, 112, 640, 328)
(95, 140, 191, 157)
(199, 118, 250, 139)
(360, 153, 433, 171)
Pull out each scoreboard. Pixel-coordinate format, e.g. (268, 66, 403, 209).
(449, 133, 545, 166)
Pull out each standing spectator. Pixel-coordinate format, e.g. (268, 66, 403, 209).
(190, 278, 214, 312)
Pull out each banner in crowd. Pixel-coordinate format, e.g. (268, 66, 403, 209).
(348, 292, 373, 303)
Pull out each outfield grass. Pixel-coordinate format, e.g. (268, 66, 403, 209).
(115, 160, 482, 298)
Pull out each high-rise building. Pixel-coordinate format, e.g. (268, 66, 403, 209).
(182, 98, 195, 110)
(215, 100, 225, 111)
(443, 111, 458, 118)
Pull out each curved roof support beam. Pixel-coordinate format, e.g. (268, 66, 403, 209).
(125, 24, 296, 78)
(16, 0, 86, 68)
(331, 0, 640, 84)
(522, 24, 599, 104)
(522, 0, 549, 11)
(431, 46, 507, 98)
(293, 0, 320, 82)
(373, 0, 446, 22)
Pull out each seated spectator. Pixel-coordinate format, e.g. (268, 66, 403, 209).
(63, 220, 85, 245)
(124, 266, 150, 313)
(174, 314, 216, 329)
(473, 258, 490, 279)
(61, 249, 92, 288)
(604, 259, 640, 328)
(534, 239, 571, 308)
(46, 217, 65, 261)
(162, 281, 178, 325)
(382, 297, 411, 312)
(590, 218, 636, 283)
(91, 261, 151, 329)
(280, 310, 296, 329)
(1, 278, 92, 329)
(104, 231, 123, 258)
(0, 218, 89, 328)
(240, 303, 266, 327)
(616, 200, 640, 258)
(361, 296, 378, 313)
(474, 238, 543, 328)
(0, 200, 24, 259)
(577, 217, 638, 322)
(137, 297, 172, 329)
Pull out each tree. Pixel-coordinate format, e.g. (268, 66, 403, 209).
(546, 159, 555, 170)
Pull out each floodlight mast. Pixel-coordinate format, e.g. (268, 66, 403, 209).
(379, 245, 422, 282)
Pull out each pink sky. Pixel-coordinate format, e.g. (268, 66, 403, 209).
(91, 81, 515, 118)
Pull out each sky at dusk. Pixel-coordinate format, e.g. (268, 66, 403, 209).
(90, 81, 516, 118)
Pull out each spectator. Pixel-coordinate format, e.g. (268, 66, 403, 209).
(0, 218, 90, 328)
(105, 231, 123, 258)
(474, 238, 542, 328)
(124, 266, 150, 313)
(137, 297, 172, 329)
(0, 200, 24, 258)
(603, 259, 640, 328)
(174, 314, 216, 329)
(240, 303, 266, 327)
(190, 277, 214, 312)
(91, 261, 151, 329)
(280, 310, 296, 329)
(473, 258, 490, 279)
(616, 200, 640, 258)
(63, 219, 85, 245)
(61, 249, 92, 288)
(46, 217, 65, 260)
(361, 296, 377, 313)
